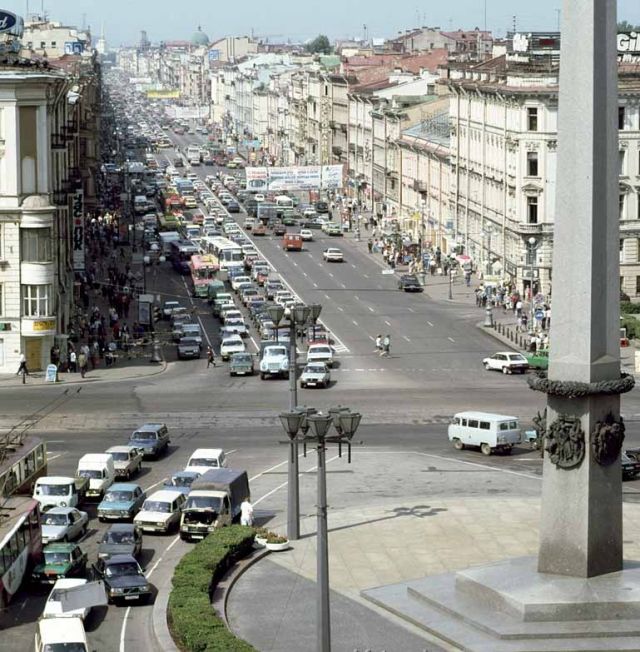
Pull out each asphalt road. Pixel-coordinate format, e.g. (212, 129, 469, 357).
(4, 129, 640, 652)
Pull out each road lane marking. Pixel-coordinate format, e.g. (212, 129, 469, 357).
(46, 454, 62, 462)
(302, 272, 308, 277)
(448, 337, 455, 342)
(408, 307, 415, 313)
(403, 336, 411, 342)
(337, 306, 344, 312)
(354, 295, 360, 301)
(351, 264, 356, 269)
(292, 261, 298, 267)
(324, 294, 331, 300)
(384, 320, 391, 326)
(313, 282, 318, 288)
(352, 320, 359, 326)
(363, 274, 369, 278)
(340, 283, 346, 288)
(328, 272, 334, 278)
(427, 321, 434, 327)
(368, 306, 374, 312)
(368, 335, 375, 341)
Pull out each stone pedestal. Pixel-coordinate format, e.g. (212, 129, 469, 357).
(362, 557, 640, 651)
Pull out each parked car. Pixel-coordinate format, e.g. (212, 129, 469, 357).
(92, 554, 152, 604)
(483, 352, 529, 374)
(41, 508, 89, 544)
(97, 483, 146, 522)
(323, 248, 343, 262)
(300, 362, 331, 388)
(398, 274, 424, 292)
(98, 523, 143, 560)
(32, 543, 88, 585)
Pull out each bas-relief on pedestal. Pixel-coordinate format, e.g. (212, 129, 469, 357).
(361, 2, 640, 649)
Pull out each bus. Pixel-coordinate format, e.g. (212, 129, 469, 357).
(0, 437, 47, 497)
(0, 496, 42, 609)
(189, 254, 220, 298)
(169, 239, 200, 275)
(202, 236, 244, 272)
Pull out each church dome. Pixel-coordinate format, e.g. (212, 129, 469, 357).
(191, 26, 210, 46)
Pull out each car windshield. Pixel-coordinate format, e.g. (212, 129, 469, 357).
(508, 354, 525, 361)
(78, 469, 102, 479)
(266, 348, 286, 357)
(189, 458, 218, 468)
(42, 643, 87, 652)
(311, 347, 331, 355)
(132, 432, 157, 441)
(223, 338, 242, 346)
(143, 500, 171, 513)
(306, 365, 326, 373)
(109, 452, 129, 461)
(172, 475, 196, 487)
(44, 552, 71, 564)
(104, 491, 134, 502)
(233, 354, 252, 364)
(102, 530, 135, 545)
(106, 562, 140, 577)
(43, 513, 68, 526)
(180, 338, 199, 346)
(39, 484, 71, 496)
(186, 496, 222, 510)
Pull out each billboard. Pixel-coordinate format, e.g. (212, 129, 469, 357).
(72, 191, 85, 272)
(246, 165, 344, 192)
(618, 32, 640, 63)
(64, 41, 84, 55)
(0, 10, 23, 37)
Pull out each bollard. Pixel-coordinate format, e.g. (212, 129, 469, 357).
(483, 306, 494, 328)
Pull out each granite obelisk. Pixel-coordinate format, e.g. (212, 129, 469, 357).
(537, 0, 628, 578)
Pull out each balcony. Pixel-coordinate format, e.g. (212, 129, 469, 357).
(518, 222, 545, 235)
(412, 180, 428, 193)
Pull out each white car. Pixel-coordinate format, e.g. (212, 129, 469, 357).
(307, 343, 334, 368)
(220, 335, 246, 360)
(323, 248, 344, 262)
(41, 507, 89, 544)
(42, 579, 91, 620)
(482, 352, 529, 374)
(231, 276, 252, 291)
(260, 344, 289, 379)
(300, 229, 314, 241)
(133, 489, 186, 533)
(254, 193, 266, 202)
(275, 290, 294, 306)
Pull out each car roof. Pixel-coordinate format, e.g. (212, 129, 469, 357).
(189, 448, 223, 457)
(37, 476, 75, 484)
(453, 411, 519, 421)
(146, 489, 184, 501)
(134, 423, 166, 432)
(106, 523, 137, 532)
(45, 506, 76, 514)
(108, 483, 142, 492)
(104, 554, 138, 564)
(38, 616, 86, 642)
(172, 470, 200, 478)
(106, 445, 136, 453)
(44, 542, 78, 552)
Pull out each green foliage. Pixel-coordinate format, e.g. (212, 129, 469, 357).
(618, 20, 640, 32)
(621, 301, 640, 314)
(305, 34, 332, 54)
(168, 525, 256, 652)
(621, 316, 639, 340)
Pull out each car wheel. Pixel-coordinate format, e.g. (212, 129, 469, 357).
(502, 366, 510, 374)
(453, 438, 464, 450)
(260, 372, 266, 380)
(484, 362, 491, 370)
(503, 446, 513, 455)
(481, 443, 492, 456)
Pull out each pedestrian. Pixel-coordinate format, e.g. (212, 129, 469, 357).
(69, 349, 77, 373)
(240, 497, 254, 527)
(78, 351, 88, 378)
(207, 346, 216, 368)
(374, 334, 382, 353)
(381, 334, 391, 357)
(16, 353, 28, 377)
(367, 238, 373, 253)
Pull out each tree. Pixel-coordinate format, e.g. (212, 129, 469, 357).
(305, 35, 332, 55)
(618, 20, 640, 32)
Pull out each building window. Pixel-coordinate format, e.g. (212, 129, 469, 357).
(620, 150, 626, 176)
(620, 193, 626, 219)
(51, 41, 56, 47)
(527, 107, 538, 132)
(638, 191, 640, 220)
(636, 276, 640, 295)
(527, 152, 539, 177)
(527, 196, 538, 224)
(0, 283, 2, 316)
(619, 106, 626, 130)
(22, 284, 51, 317)
(21, 228, 52, 262)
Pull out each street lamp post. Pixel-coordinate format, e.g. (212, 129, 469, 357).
(279, 407, 362, 652)
(270, 302, 322, 541)
(526, 236, 539, 329)
(448, 263, 453, 300)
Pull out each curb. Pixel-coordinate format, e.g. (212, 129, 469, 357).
(211, 545, 271, 627)
(476, 321, 527, 352)
(152, 565, 180, 652)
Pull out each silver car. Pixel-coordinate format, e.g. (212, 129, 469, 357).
(300, 363, 331, 389)
(41, 507, 89, 544)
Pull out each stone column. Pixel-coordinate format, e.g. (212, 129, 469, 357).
(537, 0, 625, 577)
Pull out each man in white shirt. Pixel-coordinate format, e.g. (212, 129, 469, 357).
(240, 498, 254, 527)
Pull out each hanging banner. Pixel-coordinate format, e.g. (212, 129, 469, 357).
(72, 190, 85, 272)
(245, 165, 344, 192)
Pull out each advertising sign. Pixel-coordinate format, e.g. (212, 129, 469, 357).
(245, 165, 344, 192)
(45, 364, 58, 383)
(64, 41, 84, 55)
(0, 10, 23, 37)
(146, 89, 180, 99)
(208, 49, 220, 61)
(618, 32, 640, 63)
(72, 191, 85, 272)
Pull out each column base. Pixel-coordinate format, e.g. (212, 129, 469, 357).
(362, 556, 640, 651)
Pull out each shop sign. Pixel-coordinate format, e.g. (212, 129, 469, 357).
(33, 319, 56, 332)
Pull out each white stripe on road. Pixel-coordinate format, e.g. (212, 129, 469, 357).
(384, 320, 391, 326)
(340, 283, 346, 288)
(427, 321, 434, 327)
(313, 282, 318, 288)
(448, 337, 455, 343)
(337, 306, 344, 312)
(368, 306, 374, 312)
(403, 336, 411, 342)
(352, 320, 359, 326)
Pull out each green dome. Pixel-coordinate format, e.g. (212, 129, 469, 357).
(191, 26, 209, 46)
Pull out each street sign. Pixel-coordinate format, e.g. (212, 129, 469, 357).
(535, 310, 545, 321)
(45, 364, 58, 383)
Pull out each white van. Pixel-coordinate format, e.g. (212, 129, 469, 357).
(448, 411, 521, 456)
(35, 616, 89, 652)
(185, 448, 227, 475)
(275, 195, 293, 208)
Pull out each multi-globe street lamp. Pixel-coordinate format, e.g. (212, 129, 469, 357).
(267, 302, 322, 541)
(279, 406, 362, 652)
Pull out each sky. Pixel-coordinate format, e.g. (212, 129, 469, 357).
(3, 0, 640, 46)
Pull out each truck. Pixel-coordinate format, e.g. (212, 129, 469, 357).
(179, 468, 250, 541)
(283, 233, 303, 251)
(33, 476, 88, 511)
(76, 454, 115, 500)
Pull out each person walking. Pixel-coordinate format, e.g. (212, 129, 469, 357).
(207, 346, 216, 368)
(78, 351, 88, 378)
(240, 497, 254, 527)
(16, 353, 28, 377)
(69, 349, 77, 373)
(381, 334, 391, 357)
(374, 334, 382, 353)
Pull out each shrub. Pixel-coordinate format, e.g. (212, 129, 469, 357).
(621, 316, 639, 340)
(168, 525, 256, 652)
(621, 301, 640, 314)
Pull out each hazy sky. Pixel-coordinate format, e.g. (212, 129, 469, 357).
(4, 0, 640, 46)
